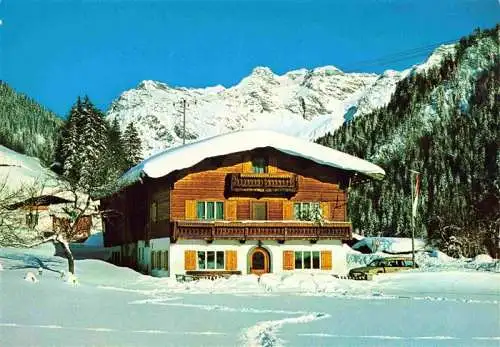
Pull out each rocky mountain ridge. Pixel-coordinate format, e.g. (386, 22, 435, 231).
(107, 45, 454, 157)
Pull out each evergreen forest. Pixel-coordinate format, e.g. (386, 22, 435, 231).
(318, 26, 499, 257)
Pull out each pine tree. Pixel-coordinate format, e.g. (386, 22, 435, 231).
(316, 26, 499, 257)
(0, 82, 61, 164)
(78, 96, 109, 190)
(59, 97, 84, 184)
(105, 118, 127, 179)
(123, 122, 142, 170)
(55, 96, 110, 190)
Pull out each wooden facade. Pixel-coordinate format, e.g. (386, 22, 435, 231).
(101, 148, 352, 247)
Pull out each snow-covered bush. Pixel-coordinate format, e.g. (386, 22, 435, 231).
(24, 271, 38, 283)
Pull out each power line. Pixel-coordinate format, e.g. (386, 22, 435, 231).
(344, 38, 459, 71)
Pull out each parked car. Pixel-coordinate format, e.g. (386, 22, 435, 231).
(349, 257, 418, 280)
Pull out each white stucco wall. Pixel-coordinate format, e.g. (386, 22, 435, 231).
(149, 237, 171, 277)
(166, 239, 347, 278)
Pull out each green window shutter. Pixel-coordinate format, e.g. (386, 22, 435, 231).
(207, 202, 215, 219)
(216, 202, 224, 219)
(197, 202, 205, 219)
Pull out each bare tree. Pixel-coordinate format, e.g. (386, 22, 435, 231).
(0, 178, 101, 275)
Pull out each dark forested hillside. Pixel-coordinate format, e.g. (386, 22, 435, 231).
(318, 26, 499, 257)
(0, 82, 62, 165)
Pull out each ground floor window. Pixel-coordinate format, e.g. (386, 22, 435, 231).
(151, 250, 169, 270)
(197, 201, 224, 220)
(111, 251, 121, 265)
(26, 212, 39, 228)
(197, 250, 225, 270)
(294, 251, 321, 269)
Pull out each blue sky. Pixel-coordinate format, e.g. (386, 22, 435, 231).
(1, 0, 498, 116)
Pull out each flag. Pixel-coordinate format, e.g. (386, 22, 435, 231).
(412, 173, 420, 220)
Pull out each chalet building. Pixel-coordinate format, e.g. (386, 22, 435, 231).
(8, 194, 93, 241)
(98, 130, 385, 277)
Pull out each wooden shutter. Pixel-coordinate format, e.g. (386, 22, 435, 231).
(283, 201, 294, 220)
(185, 200, 196, 220)
(320, 250, 332, 270)
(225, 250, 237, 271)
(283, 250, 295, 270)
(184, 250, 196, 270)
(268, 156, 278, 173)
(242, 155, 252, 173)
(320, 202, 331, 221)
(225, 200, 237, 221)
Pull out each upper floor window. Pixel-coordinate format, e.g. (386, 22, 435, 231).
(150, 202, 157, 223)
(294, 202, 321, 220)
(197, 201, 224, 220)
(252, 157, 268, 174)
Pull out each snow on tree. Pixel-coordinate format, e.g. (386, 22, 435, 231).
(123, 122, 142, 170)
(105, 118, 127, 180)
(0, 178, 107, 275)
(78, 96, 109, 190)
(56, 96, 110, 189)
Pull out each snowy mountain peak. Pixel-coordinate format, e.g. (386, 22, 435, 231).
(137, 80, 170, 91)
(310, 65, 344, 76)
(250, 66, 275, 76)
(107, 44, 454, 157)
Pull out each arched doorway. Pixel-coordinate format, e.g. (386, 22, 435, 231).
(248, 247, 270, 275)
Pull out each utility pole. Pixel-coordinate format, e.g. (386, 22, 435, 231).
(181, 99, 186, 145)
(173, 98, 196, 145)
(410, 169, 421, 268)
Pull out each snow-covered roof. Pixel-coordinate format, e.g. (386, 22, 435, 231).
(103, 129, 385, 197)
(0, 145, 61, 193)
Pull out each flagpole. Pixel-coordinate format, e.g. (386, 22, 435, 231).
(410, 170, 420, 268)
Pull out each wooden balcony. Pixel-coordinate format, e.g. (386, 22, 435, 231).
(171, 220, 352, 242)
(227, 173, 298, 195)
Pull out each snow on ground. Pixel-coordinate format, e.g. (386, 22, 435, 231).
(0, 246, 499, 346)
(352, 236, 426, 253)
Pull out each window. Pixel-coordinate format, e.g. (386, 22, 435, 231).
(294, 202, 320, 220)
(197, 201, 224, 220)
(156, 251, 162, 270)
(26, 212, 38, 229)
(293, 251, 321, 269)
(111, 251, 121, 264)
(252, 202, 267, 220)
(150, 202, 157, 223)
(151, 250, 168, 270)
(163, 251, 169, 270)
(252, 157, 268, 173)
(197, 251, 225, 270)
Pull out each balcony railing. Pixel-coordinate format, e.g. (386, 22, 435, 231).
(171, 220, 352, 242)
(227, 173, 298, 195)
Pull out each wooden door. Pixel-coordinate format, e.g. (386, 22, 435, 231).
(249, 247, 270, 275)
